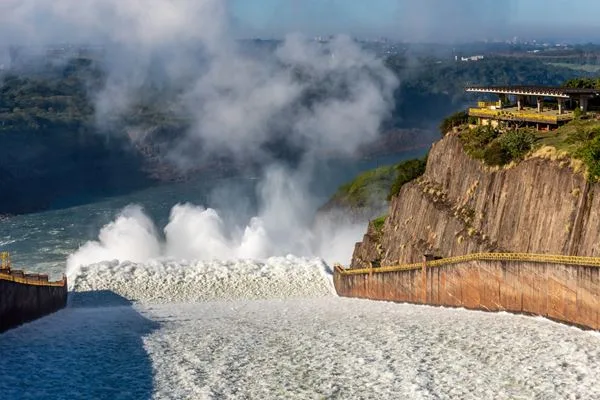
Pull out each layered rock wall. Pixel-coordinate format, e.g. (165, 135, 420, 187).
(352, 135, 600, 269)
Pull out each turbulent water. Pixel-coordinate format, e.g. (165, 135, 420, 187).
(2, 263, 600, 399)
(2, 152, 600, 399)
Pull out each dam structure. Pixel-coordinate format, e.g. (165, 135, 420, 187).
(335, 253, 600, 330)
(0, 252, 68, 333)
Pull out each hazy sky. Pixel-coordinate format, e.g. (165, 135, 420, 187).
(0, 0, 598, 45)
(230, 0, 600, 41)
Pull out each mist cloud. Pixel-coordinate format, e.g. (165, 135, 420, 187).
(4, 0, 399, 266)
(3, 1, 399, 169)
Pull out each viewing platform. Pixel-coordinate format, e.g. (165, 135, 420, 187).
(465, 85, 600, 130)
(468, 106, 575, 125)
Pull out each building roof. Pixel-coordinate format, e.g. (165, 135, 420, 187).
(465, 85, 600, 99)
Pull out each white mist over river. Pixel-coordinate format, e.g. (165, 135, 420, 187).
(0, 152, 421, 278)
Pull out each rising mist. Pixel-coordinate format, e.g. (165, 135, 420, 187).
(0, 1, 400, 268)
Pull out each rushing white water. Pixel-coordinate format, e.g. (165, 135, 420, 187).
(2, 158, 600, 399)
(2, 269, 600, 400)
(3, 256, 600, 399)
(70, 256, 335, 303)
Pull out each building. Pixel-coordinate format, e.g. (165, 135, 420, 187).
(455, 55, 485, 62)
(465, 85, 600, 130)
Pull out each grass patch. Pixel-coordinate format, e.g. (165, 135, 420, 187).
(329, 156, 428, 209)
(532, 119, 600, 180)
(459, 118, 600, 181)
(330, 164, 398, 208)
(388, 157, 428, 199)
(372, 215, 387, 232)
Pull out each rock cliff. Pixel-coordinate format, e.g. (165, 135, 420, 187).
(351, 133, 600, 268)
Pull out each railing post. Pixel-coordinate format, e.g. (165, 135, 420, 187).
(422, 255, 428, 303)
(368, 261, 373, 298)
(0, 252, 10, 272)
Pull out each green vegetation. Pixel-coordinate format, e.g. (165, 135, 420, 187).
(383, 56, 588, 128)
(460, 125, 498, 159)
(439, 110, 472, 135)
(0, 59, 102, 131)
(1, 53, 592, 135)
(497, 129, 537, 160)
(372, 215, 387, 232)
(392, 58, 586, 102)
(562, 77, 600, 89)
(458, 118, 600, 181)
(548, 63, 600, 73)
(330, 165, 398, 208)
(534, 119, 600, 181)
(329, 156, 427, 209)
(388, 157, 428, 199)
(482, 140, 510, 166)
(578, 135, 600, 180)
(459, 126, 536, 166)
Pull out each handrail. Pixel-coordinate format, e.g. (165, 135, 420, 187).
(0, 271, 67, 287)
(468, 108, 571, 124)
(337, 252, 600, 276)
(0, 252, 66, 287)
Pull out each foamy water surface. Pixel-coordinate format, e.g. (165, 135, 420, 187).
(1, 258, 600, 399)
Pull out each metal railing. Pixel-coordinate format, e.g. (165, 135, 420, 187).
(468, 108, 574, 124)
(336, 252, 600, 276)
(0, 252, 66, 287)
(477, 101, 502, 108)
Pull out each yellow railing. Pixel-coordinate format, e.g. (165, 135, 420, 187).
(0, 252, 66, 287)
(0, 272, 66, 287)
(477, 101, 501, 108)
(468, 108, 574, 124)
(336, 252, 600, 276)
(1, 251, 9, 270)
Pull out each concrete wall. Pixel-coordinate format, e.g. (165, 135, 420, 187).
(335, 261, 600, 330)
(0, 278, 68, 333)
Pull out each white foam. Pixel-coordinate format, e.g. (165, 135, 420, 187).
(140, 299, 600, 399)
(71, 256, 335, 304)
(6, 297, 599, 399)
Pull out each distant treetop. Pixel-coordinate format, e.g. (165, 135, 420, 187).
(562, 77, 600, 89)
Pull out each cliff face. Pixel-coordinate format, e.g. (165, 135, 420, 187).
(352, 134, 600, 268)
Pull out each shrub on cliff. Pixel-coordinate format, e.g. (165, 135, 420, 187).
(459, 125, 499, 159)
(496, 129, 536, 161)
(439, 110, 469, 135)
(482, 140, 511, 166)
(387, 157, 427, 200)
(372, 215, 387, 233)
(329, 165, 397, 209)
(577, 135, 600, 181)
(324, 156, 428, 210)
(461, 126, 536, 166)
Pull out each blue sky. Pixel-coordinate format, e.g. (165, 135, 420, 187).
(230, 0, 600, 41)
